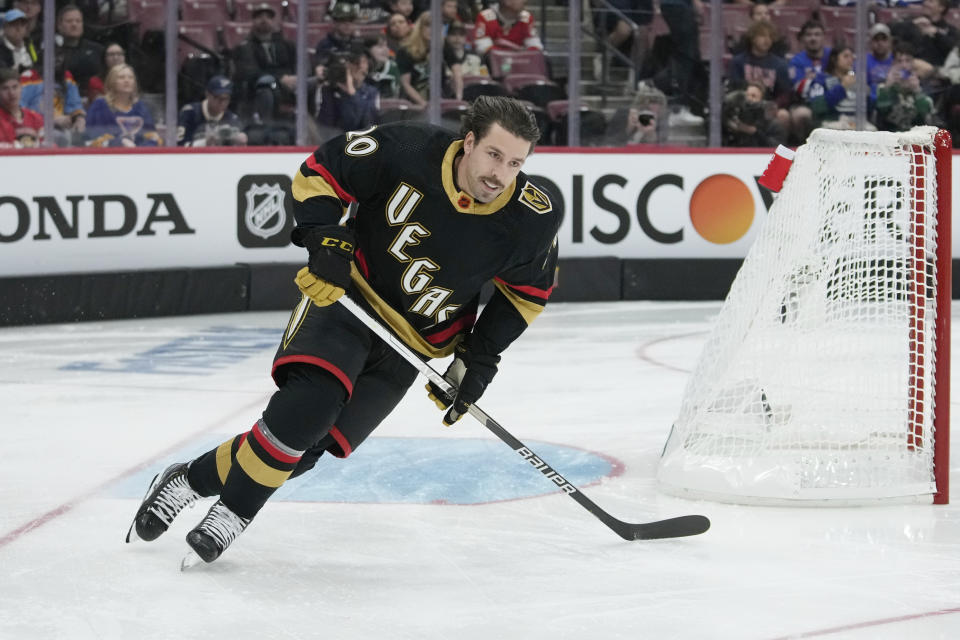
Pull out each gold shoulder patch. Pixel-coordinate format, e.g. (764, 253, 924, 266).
(518, 180, 552, 214)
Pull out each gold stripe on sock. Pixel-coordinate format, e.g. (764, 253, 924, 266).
(236, 439, 293, 488)
(215, 438, 235, 485)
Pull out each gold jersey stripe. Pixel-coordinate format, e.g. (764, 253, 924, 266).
(215, 437, 235, 485)
(494, 279, 545, 325)
(236, 440, 293, 488)
(350, 264, 461, 359)
(292, 170, 340, 203)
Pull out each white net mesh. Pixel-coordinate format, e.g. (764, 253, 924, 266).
(657, 127, 944, 505)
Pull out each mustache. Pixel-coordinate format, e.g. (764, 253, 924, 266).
(480, 177, 503, 189)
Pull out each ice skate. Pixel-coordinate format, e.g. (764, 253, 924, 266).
(125, 463, 200, 543)
(182, 500, 250, 568)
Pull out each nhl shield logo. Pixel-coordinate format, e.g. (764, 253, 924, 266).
(519, 180, 552, 214)
(245, 183, 286, 239)
(237, 174, 294, 248)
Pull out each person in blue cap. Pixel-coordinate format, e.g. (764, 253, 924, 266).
(177, 75, 248, 146)
(1, 8, 37, 73)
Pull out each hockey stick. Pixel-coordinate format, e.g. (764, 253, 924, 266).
(338, 295, 710, 541)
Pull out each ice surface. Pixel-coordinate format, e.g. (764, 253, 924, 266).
(1, 302, 958, 639)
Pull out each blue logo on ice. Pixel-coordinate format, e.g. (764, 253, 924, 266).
(114, 437, 620, 505)
(62, 327, 280, 375)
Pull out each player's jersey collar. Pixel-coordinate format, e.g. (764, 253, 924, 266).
(442, 139, 516, 215)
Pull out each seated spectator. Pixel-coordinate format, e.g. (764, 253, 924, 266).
(386, 0, 414, 23)
(56, 4, 104, 103)
(0, 66, 42, 148)
(788, 20, 830, 144)
(316, 47, 379, 132)
(177, 75, 248, 146)
(85, 64, 161, 147)
(805, 45, 875, 131)
(385, 12, 412, 54)
(443, 21, 473, 95)
(867, 23, 895, 102)
(441, 0, 467, 35)
(875, 41, 934, 132)
(12, 0, 42, 46)
(722, 81, 785, 148)
(1, 8, 37, 74)
(396, 12, 431, 106)
(233, 2, 297, 128)
(729, 3, 789, 58)
(728, 21, 792, 136)
(87, 42, 128, 103)
(365, 34, 402, 98)
(473, 0, 543, 58)
(19, 61, 86, 146)
(397, 12, 464, 106)
(890, 0, 958, 83)
(314, 2, 363, 75)
(789, 20, 830, 100)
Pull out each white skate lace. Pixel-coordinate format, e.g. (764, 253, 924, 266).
(198, 502, 250, 550)
(148, 472, 200, 525)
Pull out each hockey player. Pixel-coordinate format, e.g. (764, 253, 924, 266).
(126, 96, 560, 565)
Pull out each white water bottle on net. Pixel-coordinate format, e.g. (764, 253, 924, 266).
(658, 127, 952, 506)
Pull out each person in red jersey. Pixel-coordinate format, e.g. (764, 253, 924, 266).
(0, 67, 43, 148)
(472, 0, 543, 58)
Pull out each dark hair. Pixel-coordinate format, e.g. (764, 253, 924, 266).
(893, 39, 916, 58)
(0, 67, 19, 85)
(56, 3, 82, 21)
(797, 19, 825, 39)
(825, 45, 851, 75)
(460, 96, 540, 150)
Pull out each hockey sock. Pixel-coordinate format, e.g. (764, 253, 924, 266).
(187, 435, 246, 497)
(217, 364, 348, 519)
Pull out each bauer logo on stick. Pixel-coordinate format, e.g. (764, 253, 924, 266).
(758, 145, 795, 193)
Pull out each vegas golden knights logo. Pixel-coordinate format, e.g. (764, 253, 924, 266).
(518, 180, 552, 214)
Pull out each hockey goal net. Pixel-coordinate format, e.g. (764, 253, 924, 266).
(657, 127, 952, 505)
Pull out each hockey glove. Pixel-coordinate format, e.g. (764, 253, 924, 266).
(292, 225, 355, 307)
(426, 341, 500, 426)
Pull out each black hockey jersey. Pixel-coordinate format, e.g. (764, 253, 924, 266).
(291, 122, 560, 360)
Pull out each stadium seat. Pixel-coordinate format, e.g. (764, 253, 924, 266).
(377, 98, 422, 124)
(283, 0, 331, 21)
(282, 21, 333, 45)
(355, 23, 387, 39)
(181, 0, 230, 23)
(221, 21, 251, 49)
(462, 76, 508, 101)
(545, 100, 608, 146)
(127, 0, 167, 38)
(487, 50, 548, 79)
(179, 21, 220, 62)
(720, 4, 752, 36)
(233, 0, 294, 21)
(503, 74, 565, 109)
(815, 6, 856, 32)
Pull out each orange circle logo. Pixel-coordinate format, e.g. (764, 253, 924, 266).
(688, 174, 755, 244)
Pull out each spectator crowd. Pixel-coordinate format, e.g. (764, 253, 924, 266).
(2, 0, 960, 149)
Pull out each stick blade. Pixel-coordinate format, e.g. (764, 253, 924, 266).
(624, 515, 711, 540)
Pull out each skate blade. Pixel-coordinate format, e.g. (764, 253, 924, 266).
(124, 520, 141, 543)
(180, 550, 205, 571)
(125, 471, 161, 544)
